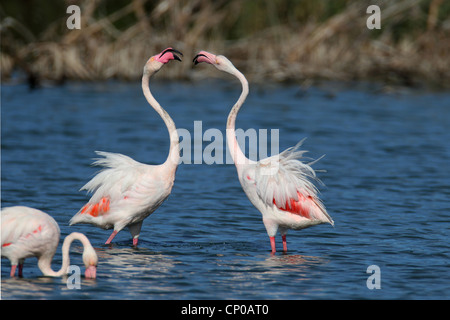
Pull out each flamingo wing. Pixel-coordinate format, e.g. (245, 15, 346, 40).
(252, 140, 333, 223)
(72, 151, 170, 221)
(81, 152, 145, 202)
(1, 207, 59, 254)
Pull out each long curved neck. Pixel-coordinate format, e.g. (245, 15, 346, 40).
(37, 233, 89, 277)
(142, 72, 179, 169)
(226, 67, 250, 172)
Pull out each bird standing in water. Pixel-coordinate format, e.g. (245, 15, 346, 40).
(70, 48, 183, 246)
(193, 51, 333, 253)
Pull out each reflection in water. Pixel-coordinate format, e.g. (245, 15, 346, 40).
(1, 276, 67, 299)
(1, 244, 180, 299)
(253, 254, 329, 279)
(264, 254, 328, 267)
(88, 245, 182, 298)
(95, 245, 178, 276)
(209, 252, 330, 299)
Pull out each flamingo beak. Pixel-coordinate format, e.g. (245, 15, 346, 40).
(193, 53, 215, 65)
(160, 48, 183, 62)
(193, 51, 217, 65)
(85, 265, 97, 279)
(193, 54, 207, 65)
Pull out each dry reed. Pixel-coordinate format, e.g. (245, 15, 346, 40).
(1, 0, 449, 88)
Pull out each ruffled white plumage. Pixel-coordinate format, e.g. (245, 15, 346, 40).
(255, 139, 321, 209)
(70, 151, 172, 229)
(81, 151, 152, 204)
(238, 137, 333, 243)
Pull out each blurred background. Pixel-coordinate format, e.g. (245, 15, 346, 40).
(1, 0, 449, 88)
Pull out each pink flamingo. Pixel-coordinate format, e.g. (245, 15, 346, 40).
(193, 51, 334, 253)
(1, 206, 97, 278)
(70, 48, 182, 246)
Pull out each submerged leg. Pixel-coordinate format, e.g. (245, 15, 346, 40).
(128, 222, 143, 247)
(18, 262, 24, 277)
(269, 237, 276, 254)
(105, 230, 118, 244)
(282, 235, 287, 252)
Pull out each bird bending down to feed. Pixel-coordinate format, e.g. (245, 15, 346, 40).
(1, 206, 98, 278)
(70, 48, 182, 246)
(193, 51, 334, 253)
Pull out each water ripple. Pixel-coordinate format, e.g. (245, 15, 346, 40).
(2, 82, 450, 299)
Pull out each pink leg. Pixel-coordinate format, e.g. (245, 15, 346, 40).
(10, 265, 17, 277)
(282, 235, 287, 252)
(105, 230, 118, 244)
(269, 236, 276, 254)
(18, 263, 24, 277)
(132, 237, 138, 246)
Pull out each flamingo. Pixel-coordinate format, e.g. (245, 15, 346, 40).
(1, 206, 98, 278)
(70, 48, 182, 246)
(193, 51, 334, 253)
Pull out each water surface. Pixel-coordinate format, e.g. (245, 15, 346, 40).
(1, 80, 449, 300)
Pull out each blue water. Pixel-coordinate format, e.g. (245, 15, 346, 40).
(1, 80, 449, 300)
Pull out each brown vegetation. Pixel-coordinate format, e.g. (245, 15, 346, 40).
(1, 0, 449, 88)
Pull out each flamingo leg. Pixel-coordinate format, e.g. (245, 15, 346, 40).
(282, 235, 287, 252)
(105, 230, 118, 244)
(18, 263, 24, 277)
(10, 265, 17, 277)
(269, 236, 276, 254)
(128, 222, 142, 247)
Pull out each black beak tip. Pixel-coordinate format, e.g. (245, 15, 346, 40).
(160, 48, 183, 62)
(193, 54, 206, 65)
(170, 48, 183, 62)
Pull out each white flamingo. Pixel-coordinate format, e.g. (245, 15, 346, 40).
(1, 206, 98, 278)
(70, 48, 182, 246)
(193, 51, 334, 253)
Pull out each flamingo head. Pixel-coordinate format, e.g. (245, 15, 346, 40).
(193, 51, 234, 73)
(82, 245, 98, 279)
(145, 47, 183, 73)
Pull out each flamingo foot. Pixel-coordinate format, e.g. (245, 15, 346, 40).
(270, 236, 276, 254)
(282, 235, 287, 252)
(105, 230, 118, 244)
